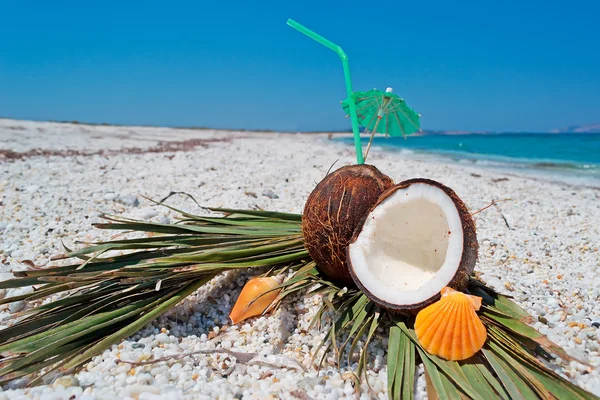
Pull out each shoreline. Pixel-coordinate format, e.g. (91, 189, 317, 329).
(1, 119, 599, 398)
(4, 117, 597, 189)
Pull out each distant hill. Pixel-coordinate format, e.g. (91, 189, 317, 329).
(550, 123, 600, 133)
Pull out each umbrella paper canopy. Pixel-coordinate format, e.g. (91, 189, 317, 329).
(342, 88, 421, 160)
(342, 88, 421, 136)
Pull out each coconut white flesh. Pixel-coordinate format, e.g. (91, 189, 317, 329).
(348, 183, 464, 306)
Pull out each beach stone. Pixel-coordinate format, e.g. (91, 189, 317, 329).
(0, 273, 14, 282)
(52, 375, 79, 388)
(483, 277, 503, 291)
(117, 195, 140, 207)
(126, 384, 161, 397)
(547, 297, 560, 306)
(103, 192, 118, 201)
(262, 190, 279, 199)
(10, 249, 23, 258)
(138, 208, 158, 219)
(8, 301, 25, 313)
(590, 381, 600, 397)
(5, 378, 29, 390)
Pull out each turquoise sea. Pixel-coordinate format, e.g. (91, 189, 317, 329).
(337, 133, 600, 186)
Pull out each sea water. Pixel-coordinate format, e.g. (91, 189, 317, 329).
(336, 133, 600, 186)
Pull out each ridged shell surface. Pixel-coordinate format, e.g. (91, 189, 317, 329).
(414, 287, 486, 361)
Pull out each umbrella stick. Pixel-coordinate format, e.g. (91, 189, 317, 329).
(364, 95, 390, 161)
(363, 117, 381, 162)
(287, 19, 364, 164)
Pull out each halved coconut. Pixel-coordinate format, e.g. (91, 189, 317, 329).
(347, 178, 477, 313)
(302, 164, 393, 286)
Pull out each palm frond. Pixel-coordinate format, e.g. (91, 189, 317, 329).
(0, 207, 305, 384)
(300, 269, 596, 399)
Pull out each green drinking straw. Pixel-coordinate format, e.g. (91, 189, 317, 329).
(287, 19, 364, 165)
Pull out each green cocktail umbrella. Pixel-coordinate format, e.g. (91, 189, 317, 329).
(341, 87, 421, 161)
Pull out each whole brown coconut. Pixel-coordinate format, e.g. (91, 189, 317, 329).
(346, 178, 478, 314)
(302, 164, 394, 286)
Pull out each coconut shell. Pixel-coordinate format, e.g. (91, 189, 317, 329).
(302, 164, 393, 286)
(346, 178, 478, 314)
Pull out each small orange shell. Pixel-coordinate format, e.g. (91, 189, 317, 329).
(229, 276, 282, 324)
(415, 287, 486, 361)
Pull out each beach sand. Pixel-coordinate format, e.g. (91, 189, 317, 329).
(1, 118, 599, 398)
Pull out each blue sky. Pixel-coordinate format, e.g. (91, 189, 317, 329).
(0, 1, 598, 132)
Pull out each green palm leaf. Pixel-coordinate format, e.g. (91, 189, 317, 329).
(0, 206, 306, 384)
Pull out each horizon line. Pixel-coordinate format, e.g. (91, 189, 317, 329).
(1, 117, 598, 135)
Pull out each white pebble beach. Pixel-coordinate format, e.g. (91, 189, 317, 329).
(1, 118, 599, 399)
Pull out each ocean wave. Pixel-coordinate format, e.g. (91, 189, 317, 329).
(333, 136, 600, 180)
(332, 136, 600, 187)
(401, 147, 600, 174)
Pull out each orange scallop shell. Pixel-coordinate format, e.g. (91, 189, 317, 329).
(415, 287, 487, 361)
(229, 276, 282, 324)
